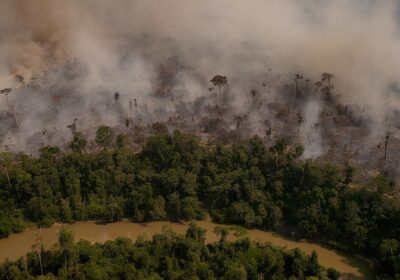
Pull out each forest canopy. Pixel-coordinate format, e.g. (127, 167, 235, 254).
(0, 225, 341, 280)
(0, 130, 399, 279)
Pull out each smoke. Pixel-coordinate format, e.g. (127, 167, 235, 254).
(0, 0, 400, 163)
(301, 99, 323, 158)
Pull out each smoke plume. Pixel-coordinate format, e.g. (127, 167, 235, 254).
(0, 0, 400, 174)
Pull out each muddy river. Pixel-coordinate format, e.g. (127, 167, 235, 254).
(0, 221, 373, 279)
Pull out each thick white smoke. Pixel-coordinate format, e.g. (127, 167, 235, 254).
(0, 0, 399, 166)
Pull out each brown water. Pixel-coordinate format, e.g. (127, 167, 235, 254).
(0, 221, 373, 280)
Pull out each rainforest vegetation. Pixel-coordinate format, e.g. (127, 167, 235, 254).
(0, 129, 399, 279)
(0, 225, 341, 280)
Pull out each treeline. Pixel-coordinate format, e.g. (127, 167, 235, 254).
(0, 129, 399, 278)
(0, 224, 341, 280)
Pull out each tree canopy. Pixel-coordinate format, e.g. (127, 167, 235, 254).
(0, 130, 399, 278)
(0, 226, 340, 280)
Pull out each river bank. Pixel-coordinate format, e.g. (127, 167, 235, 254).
(0, 220, 373, 279)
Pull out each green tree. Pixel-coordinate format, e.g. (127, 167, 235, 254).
(379, 239, 399, 260)
(116, 133, 129, 150)
(214, 226, 229, 243)
(186, 222, 206, 243)
(223, 265, 247, 280)
(95, 126, 114, 148)
(327, 267, 341, 280)
(306, 251, 320, 276)
(69, 132, 87, 153)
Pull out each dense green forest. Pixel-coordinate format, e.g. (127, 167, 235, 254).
(0, 128, 400, 279)
(0, 225, 341, 280)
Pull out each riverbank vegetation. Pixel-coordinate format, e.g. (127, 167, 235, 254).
(0, 225, 341, 279)
(0, 129, 399, 278)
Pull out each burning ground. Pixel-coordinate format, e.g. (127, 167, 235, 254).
(1, 0, 400, 180)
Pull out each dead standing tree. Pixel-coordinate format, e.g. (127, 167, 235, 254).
(321, 72, 334, 97)
(67, 118, 78, 134)
(114, 92, 120, 103)
(250, 89, 260, 107)
(0, 88, 19, 129)
(7, 100, 19, 129)
(32, 235, 44, 276)
(384, 123, 391, 163)
(0, 88, 12, 95)
(0, 156, 22, 200)
(0, 162, 12, 193)
(381, 93, 391, 168)
(294, 74, 303, 98)
(209, 75, 228, 107)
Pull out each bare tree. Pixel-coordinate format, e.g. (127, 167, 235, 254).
(8, 100, 19, 129)
(0, 88, 12, 95)
(67, 119, 78, 134)
(384, 123, 390, 162)
(32, 236, 44, 276)
(0, 163, 12, 192)
(0, 88, 19, 129)
(210, 75, 228, 107)
(321, 72, 334, 96)
(294, 73, 303, 98)
(114, 92, 120, 102)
